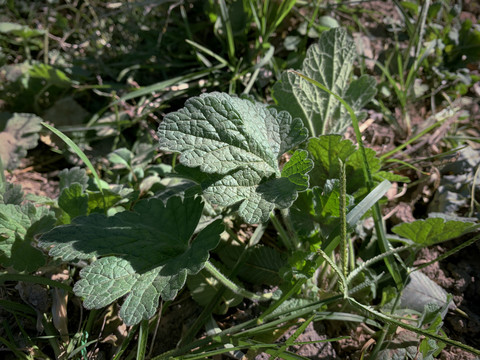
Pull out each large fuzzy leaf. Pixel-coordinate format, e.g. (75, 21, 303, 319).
(0, 112, 42, 170)
(272, 27, 377, 136)
(157, 92, 311, 223)
(39, 196, 223, 326)
(0, 203, 54, 272)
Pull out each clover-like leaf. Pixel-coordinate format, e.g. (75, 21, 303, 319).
(392, 217, 477, 246)
(158, 92, 310, 223)
(272, 27, 377, 136)
(39, 196, 223, 326)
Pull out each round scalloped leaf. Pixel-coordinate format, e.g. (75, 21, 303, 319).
(39, 196, 224, 325)
(157, 92, 311, 223)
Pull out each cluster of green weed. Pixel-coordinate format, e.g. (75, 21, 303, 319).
(1, 1, 480, 359)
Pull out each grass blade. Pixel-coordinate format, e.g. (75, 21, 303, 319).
(41, 122, 104, 197)
(323, 180, 392, 254)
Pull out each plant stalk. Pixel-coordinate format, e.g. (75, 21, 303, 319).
(203, 261, 273, 302)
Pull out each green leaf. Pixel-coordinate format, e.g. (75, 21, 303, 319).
(0, 113, 42, 170)
(272, 27, 376, 136)
(86, 190, 122, 214)
(314, 180, 354, 219)
(290, 180, 357, 240)
(345, 146, 381, 192)
(374, 171, 411, 183)
(29, 63, 71, 87)
(158, 92, 307, 175)
(281, 150, 313, 191)
(157, 92, 310, 223)
(108, 148, 133, 169)
(0, 22, 45, 38)
(0, 203, 54, 272)
(344, 75, 378, 112)
(289, 190, 318, 237)
(218, 245, 287, 285)
(307, 135, 356, 188)
(0, 181, 24, 205)
(186, 260, 243, 314)
(392, 217, 477, 246)
(307, 134, 397, 194)
(322, 179, 392, 253)
(39, 196, 223, 325)
(58, 167, 89, 192)
(58, 183, 123, 223)
(58, 184, 89, 222)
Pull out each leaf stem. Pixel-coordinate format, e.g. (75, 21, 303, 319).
(136, 319, 149, 360)
(203, 261, 273, 302)
(178, 223, 267, 347)
(339, 159, 348, 279)
(41, 313, 62, 359)
(269, 212, 294, 251)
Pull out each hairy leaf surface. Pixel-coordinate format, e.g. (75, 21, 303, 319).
(392, 217, 477, 246)
(0, 182, 24, 205)
(307, 135, 406, 192)
(0, 203, 54, 271)
(58, 167, 89, 192)
(157, 92, 311, 223)
(0, 112, 42, 170)
(39, 196, 223, 325)
(272, 27, 377, 136)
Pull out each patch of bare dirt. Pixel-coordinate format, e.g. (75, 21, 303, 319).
(6, 165, 59, 200)
(417, 238, 480, 356)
